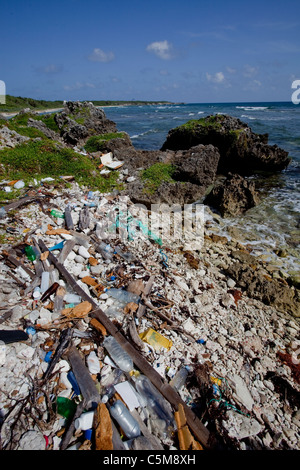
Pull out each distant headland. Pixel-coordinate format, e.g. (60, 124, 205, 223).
(0, 94, 177, 116)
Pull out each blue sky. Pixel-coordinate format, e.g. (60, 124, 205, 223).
(1, 0, 300, 103)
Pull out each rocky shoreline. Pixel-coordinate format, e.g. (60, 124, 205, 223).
(0, 102, 299, 451)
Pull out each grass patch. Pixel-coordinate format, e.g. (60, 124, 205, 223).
(85, 132, 127, 152)
(140, 163, 176, 194)
(0, 139, 122, 192)
(177, 114, 225, 132)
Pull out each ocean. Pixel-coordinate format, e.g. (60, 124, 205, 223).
(103, 102, 300, 276)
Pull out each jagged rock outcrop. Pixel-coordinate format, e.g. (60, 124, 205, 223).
(225, 259, 300, 318)
(125, 144, 220, 207)
(0, 126, 30, 150)
(54, 101, 117, 146)
(161, 114, 291, 175)
(27, 118, 61, 141)
(204, 173, 259, 217)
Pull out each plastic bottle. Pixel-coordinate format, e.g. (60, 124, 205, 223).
(169, 366, 189, 391)
(0, 207, 6, 219)
(101, 384, 116, 403)
(74, 410, 95, 431)
(24, 245, 36, 261)
(107, 288, 140, 305)
(102, 336, 134, 372)
(33, 286, 41, 300)
(40, 271, 50, 293)
(51, 209, 65, 219)
(56, 397, 77, 420)
(109, 400, 141, 439)
(97, 242, 114, 261)
(133, 374, 175, 437)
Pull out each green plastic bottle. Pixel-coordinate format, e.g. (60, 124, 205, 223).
(24, 245, 36, 261)
(56, 397, 77, 420)
(50, 209, 65, 219)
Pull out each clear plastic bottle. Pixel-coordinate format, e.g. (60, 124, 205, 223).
(107, 287, 140, 305)
(102, 336, 133, 372)
(133, 374, 175, 437)
(97, 242, 114, 261)
(109, 400, 141, 439)
(169, 366, 189, 391)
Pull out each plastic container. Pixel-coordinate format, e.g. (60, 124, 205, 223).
(103, 336, 134, 372)
(64, 293, 81, 304)
(40, 271, 50, 293)
(56, 397, 77, 420)
(51, 209, 65, 219)
(97, 242, 114, 261)
(133, 374, 174, 437)
(169, 366, 189, 391)
(67, 370, 81, 396)
(33, 286, 41, 300)
(75, 411, 95, 431)
(86, 351, 100, 375)
(109, 400, 141, 439)
(24, 245, 36, 261)
(107, 288, 140, 305)
(0, 207, 6, 219)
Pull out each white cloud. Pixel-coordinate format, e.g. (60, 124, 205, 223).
(146, 40, 173, 60)
(243, 65, 259, 78)
(206, 71, 225, 83)
(88, 48, 115, 63)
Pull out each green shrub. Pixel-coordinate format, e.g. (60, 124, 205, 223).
(85, 132, 126, 152)
(140, 163, 176, 194)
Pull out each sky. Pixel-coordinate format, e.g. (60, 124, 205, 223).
(1, 0, 300, 103)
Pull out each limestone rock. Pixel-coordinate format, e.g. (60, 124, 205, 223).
(205, 173, 259, 217)
(161, 114, 290, 175)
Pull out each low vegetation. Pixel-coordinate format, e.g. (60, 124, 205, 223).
(84, 133, 127, 152)
(140, 162, 176, 194)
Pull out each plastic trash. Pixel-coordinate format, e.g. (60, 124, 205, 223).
(67, 370, 81, 396)
(14, 180, 25, 189)
(56, 397, 77, 420)
(0, 330, 29, 344)
(86, 351, 100, 375)
(139, 328, 173, 351)
(0, 207, 6, 219)
(50, 209, 65, 218)
(24, 245, 37, 261)
(75, 410, 95, 431)
(84, 428, 93, 440)
(107, 288, 140, 305)
(40, 271, 50, 293)
(64, 293, 81, 304)
(33, 286, 41, 300)
(97, 242, 114, 261)
(102, 336, 134, 372)
(133, 374, 175, 438)
(109, 400, 141, 439)
(169, 366, 189, 391)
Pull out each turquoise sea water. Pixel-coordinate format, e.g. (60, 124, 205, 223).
(104, 102, 300, 274)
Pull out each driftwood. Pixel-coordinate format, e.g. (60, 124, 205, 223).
(37, 238, 215, 449)
(67, 345, 100, 408)
(43, 328, 73, 381)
